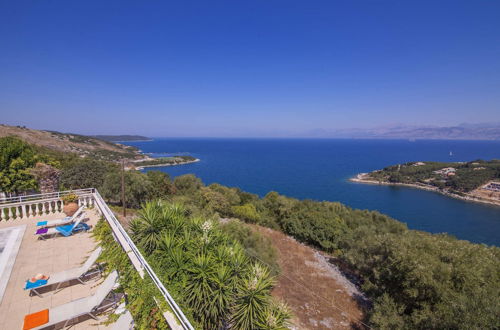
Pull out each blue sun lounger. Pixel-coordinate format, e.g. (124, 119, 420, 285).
(35, 216, 90, 239)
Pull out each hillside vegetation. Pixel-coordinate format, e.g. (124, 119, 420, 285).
(2, 136, 499, 329)
(366, 160, 500, 192)
(0, 124, 143, 161)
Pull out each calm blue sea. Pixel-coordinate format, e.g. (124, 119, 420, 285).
(124, 139, 500, 246)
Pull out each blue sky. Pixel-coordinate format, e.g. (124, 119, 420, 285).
(1, 1, 499, 137)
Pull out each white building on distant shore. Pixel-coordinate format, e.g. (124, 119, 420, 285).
(484, 182, 500, 192)
(433, 167, 456, 176)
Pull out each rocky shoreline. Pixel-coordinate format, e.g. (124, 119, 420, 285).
(135, 158, 200, 170)
(350, 173, 500, 207)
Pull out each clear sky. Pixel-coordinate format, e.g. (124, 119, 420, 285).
(1, 1, 499, 137)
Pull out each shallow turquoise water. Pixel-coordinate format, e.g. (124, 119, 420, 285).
(125, 138, 500, 246)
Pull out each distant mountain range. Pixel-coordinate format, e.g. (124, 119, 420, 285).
(92, 135, 152, 142)
(308, 123, 500, 140)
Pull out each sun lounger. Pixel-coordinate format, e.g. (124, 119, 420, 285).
(24, 270, 120, 330)
(35, 215, 90, 239)
(36, 206, 85, 228)
(25, 247, 103, 297)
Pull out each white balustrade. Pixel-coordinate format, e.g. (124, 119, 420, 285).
(0, 188, 95, 222)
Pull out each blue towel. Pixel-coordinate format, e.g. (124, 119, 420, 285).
(56, 224, 73, 236)
(25, 279, 48, 290)
(36, 221, 48, 226)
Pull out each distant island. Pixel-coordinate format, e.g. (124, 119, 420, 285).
(352, 160, 500, 206)
(92, 135, 152, 142)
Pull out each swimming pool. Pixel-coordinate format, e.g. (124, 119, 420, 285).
(0, 225, 26, 302)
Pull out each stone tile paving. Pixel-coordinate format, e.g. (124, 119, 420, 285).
(0, 208, 116, 329)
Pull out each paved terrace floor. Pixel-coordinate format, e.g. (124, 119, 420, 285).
(0, 208, 114, 329)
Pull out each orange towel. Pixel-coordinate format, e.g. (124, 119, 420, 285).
(23, 309, 49, 329)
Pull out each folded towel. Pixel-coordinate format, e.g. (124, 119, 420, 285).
(35, 228, 48, 235)
(57, 224, 74, 232)
(25, 279, 48, 290)
(56, 225, 72, 236)
(23, 309, 49, 329)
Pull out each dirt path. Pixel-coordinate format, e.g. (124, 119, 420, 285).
(252, 225, 367, 330)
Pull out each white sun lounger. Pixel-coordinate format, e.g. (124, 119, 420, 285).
(26, 247, 103, 297)
(27, 270, 120, 330)
(36, 206, 86, 228)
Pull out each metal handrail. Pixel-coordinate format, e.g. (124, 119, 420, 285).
(0, 188, 94, 205)
(0, 188, 193, 329)
(92, 190, 194, 330)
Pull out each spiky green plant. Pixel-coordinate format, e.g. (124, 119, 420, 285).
(231, 263, 275, 329)
(257, 298, 292, 330)
(130, 201, 186, 253)
(205, 265, 234, 329)
(184, 254, 217, 326)
(129, 200, 291, 329)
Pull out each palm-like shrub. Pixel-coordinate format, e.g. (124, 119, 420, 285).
(231, 263, 275, 329)
(130, 200, 291, 329)
(258, 299, 292, 330)
(130, 201, 185, 253)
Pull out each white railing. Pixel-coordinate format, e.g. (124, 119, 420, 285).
(0, 188, 194, 330)
(0, 188, 94, 221)
(92, 190, 193, 330)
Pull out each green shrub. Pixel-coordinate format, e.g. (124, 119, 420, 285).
(61, 192, 78, 204)
(173, 174, 203, 194)
(221, 220, 279, 275)
(129, 201, 291, 329)
(231, 203, 261, 223)
(92, 219, 170, 329)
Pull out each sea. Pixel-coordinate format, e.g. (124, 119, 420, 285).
(123, 138, 500, 246)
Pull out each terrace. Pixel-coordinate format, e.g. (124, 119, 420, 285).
(0, 189, 193, 330)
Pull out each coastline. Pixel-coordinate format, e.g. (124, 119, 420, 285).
(114, 139, 154, 143)
(350, 173, 500, 208)
(135, 158, 200, 170)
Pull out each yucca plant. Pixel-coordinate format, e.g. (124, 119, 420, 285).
(184, 254, 215, 308)
(205, 265, 235, 329)
(128, 200, 291, 329)
(129, 200, 165, 253)
(257, 298, 292, 330)
(231, 263, 275, 329)
(130, 201, 187, 254)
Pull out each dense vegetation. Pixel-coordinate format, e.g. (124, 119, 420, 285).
(367, 160, 500, 192)
(2, 136, 499, 329)
(113, 171, 499, 329)
(92, 219, 170, 329)
(129, 201, 291, 329)
(0, 136, 59, 195)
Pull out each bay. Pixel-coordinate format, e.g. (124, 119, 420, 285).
(124, 138, 500, 246)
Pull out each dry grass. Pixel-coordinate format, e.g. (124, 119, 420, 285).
(251, 225, 366, 330)
(0, 124, 142, 160)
